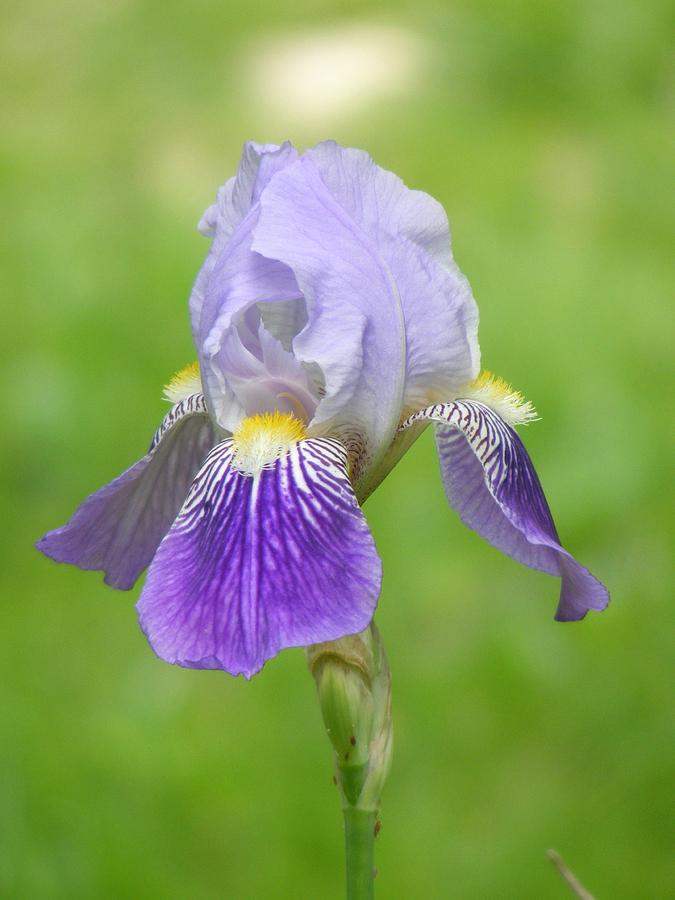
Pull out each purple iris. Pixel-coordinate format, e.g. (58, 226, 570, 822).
(37, 141, 608, 678)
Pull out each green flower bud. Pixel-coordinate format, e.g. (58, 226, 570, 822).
(307, 622, 392, 810)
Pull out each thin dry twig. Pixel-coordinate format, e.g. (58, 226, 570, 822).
(547, 849, 596, 900)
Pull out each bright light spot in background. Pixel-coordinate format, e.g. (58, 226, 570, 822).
(142, 23, 430, 212)
(244, 22, 430, 127)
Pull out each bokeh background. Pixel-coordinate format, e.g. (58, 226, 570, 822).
(2, 1, 672, 897)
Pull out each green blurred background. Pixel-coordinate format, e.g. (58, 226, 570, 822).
(2, 0, 672, 897)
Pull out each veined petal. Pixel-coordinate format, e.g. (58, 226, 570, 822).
(137, 437, 381, 678)
(400, 401, 609, 620)
(306, 141, 461, 270)
(37, 394, 214, 589)
(191, 141, 299, 343)
(252, 156, 407, 477)
(306, 142, 480, 408)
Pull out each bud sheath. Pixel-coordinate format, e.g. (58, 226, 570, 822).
(307, 623, 392, 811)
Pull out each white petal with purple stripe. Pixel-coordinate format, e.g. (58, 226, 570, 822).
(400, 400, 609, 620)
(137, 437, 381, 678)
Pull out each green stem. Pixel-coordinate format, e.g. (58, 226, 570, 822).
(343, 806, 376, 900)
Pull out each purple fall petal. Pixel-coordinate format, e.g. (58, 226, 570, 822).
(137, 438, 382, 678)
(37, 395, 214, 589)
(401, 400, 609, 620)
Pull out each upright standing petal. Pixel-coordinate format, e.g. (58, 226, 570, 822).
(306, 142, 480, 408)
(37, 394, 214, 589)
(192, 146, 306, 431)
(252, 156, 408, 477)
(190, 141, 299, 344)
(137, 437, 382, 678)
(306, 141, 461, 270)
(400, 400, 609, 620)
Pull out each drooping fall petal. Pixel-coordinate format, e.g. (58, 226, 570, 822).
(400, 400, 609, 620)
(37, 395, 214, 589)
(137, 437, 382, 677)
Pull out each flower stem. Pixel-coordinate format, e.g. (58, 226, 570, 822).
(343, 806, 377, 900)
(306, 624, 391, 900)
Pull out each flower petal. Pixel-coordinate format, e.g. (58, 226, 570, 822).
(400, 401, 609, 620)
(216, 316, 319, 423)
(252, 156, 408, 477)
(37, 395, 214, 589)
(191, 141, 299, 343)
(192, 147, 305, 431)
(306, 142, 480, 407)
(137, 438, 381, 678)
(306, 141, 461, 270)
(197, 235, 304, 432)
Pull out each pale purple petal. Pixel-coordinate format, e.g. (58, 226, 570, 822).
(37, 395, 214, 589)
(306, 142, 480, 405)
(385, 233, 479, 411)
(190, 141, 300, 347)
(252, 156, 407, 476)
(307, 141, 460, 269)
(197, 141, 299, 244)
(137, 438, 381, 678)
(217, 318, 319, 424)
(401, 401, 609, 620)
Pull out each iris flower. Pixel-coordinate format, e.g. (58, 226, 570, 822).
(37, 141, 608, 678)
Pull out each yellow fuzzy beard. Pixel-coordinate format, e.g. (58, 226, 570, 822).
(232, 411, 308, 475)
(163, 361, 202, 403)
(462, 371, 539, 427)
